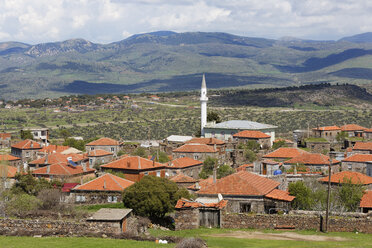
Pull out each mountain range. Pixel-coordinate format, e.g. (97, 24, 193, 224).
(1, 31, 372, 100)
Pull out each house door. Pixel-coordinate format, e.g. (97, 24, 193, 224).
(263, 164, 267, 175)
(199, 210, 220, 228)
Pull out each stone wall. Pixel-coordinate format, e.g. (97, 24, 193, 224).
(221, 212, 372, 233)
(175, 208, 199, 230)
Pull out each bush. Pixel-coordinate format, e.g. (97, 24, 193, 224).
(175, 238, 207, 248)
(37, 188, 61, 210)
(5, 194, 41, 217)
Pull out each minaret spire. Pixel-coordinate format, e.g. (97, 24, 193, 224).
(200, 74, 208, 136)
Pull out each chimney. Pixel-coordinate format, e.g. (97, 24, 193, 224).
(138, 157, 141, 169)
(82, 163, 86, 172)
(103, 179, 106, 189)
(46, 165, 50, 174)
(195, 182, 200, 190)
(213, 167, 217, 183)
(45, 153, 48, 165)
(30, 142, 33, 148)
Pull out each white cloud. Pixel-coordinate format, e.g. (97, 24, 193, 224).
(0, 0, 371, 44)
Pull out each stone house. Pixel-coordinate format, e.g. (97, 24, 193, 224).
(236, 163, 254, 172)
(0, 165, 18, 189)
(87, 208, 133, 233)
(11, 139, 42, 162)
(170, 173, 197, 189)
(319, 171, 372, 190)
(28, 152, 87, 169)
(233, 130, 271, 149)
(312, 126, 341, 142)
(85, 137, 121, 156)
(274, 138, 295, 148)
(0, 154, 22, 168)
(260, 159, 281, 176)
(70, 173, 134, 204)
(87, 149, 114, 169)
(172, 144, 219, 161)
(352, 142, 372, 154)
(100, 156, 166, 182)
(160, 135, 193, 154)
(263, 147, 309, 162)
(31, 162, 95, 182)
(0, 133, 11, 148)
(304, 139, 330, 153)
(185, 137, 226, 152)
(22, 128, 49, 145)
(36, 145, 70, 158)
(363, 129, 372, 140)
(340, 124, 366, 138)
(360, 191, 372, 213)
(341, 154, 372, 174)
(166, 157, 203, 179)
(196, 171, 295, 214)
(284, 153, 340, 173)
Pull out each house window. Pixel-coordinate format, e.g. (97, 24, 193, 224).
(348, 164, 352, 170)
(90, 147, 94, 151)
(76, 195, 86, 202)
(89, 158, 93, 164)
(173, 171, 177, 176)
(111, 147, 115, 152)
(194, 155, 199, 160)
(180, 155, 185, 158)
(156, 171, 161, 177)
(25, 151, 30, 157)
(34, 132, 39, 137)
(108, 196, 118, 203)
(240, 203, 251, 213)
(144, 172, 149, 175)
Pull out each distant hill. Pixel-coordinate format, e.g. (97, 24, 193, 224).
(1, 31, 372, 100)
(339, 32, 372, 43)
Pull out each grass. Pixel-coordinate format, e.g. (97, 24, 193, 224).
(0, 236, 172, 248)
(305, 137, 329, 143)
(75, 203, 124, 213)
(1, 228, 372, 247)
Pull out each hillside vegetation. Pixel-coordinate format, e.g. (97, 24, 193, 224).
(1, 31, 372, 99)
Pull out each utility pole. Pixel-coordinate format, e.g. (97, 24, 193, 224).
(324, 156, 332, 232)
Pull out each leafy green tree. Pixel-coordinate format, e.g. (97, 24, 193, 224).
(217, 164, 235, 179)
(288, 181, 313, 210)
(122, 176, 191, 218)
(244, 149, 257, 162)
(244, 140, 260, 152)
(337, 178, 365, 212)
(20, 130, 33, 140)
(63, 138, 86, 151)
(199, 157, 217, 179)
(207, 111, 222, 123)
(11, 173, 60, 196)
(132, 147, 146, 158)
(151, 151, 169, 163)
(5, 193, 41, 217)
(336, 131, 348, 144)
(272, 140, 286, 150)
(59, 129, 71, 141)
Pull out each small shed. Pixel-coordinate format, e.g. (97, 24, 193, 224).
(87, 208, 133, 233)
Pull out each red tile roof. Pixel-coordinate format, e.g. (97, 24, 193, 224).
(343, 154, 372, 163)
(62, 183, 80, 192)
(73, 173, 134, 192)
(319, 171, 372, 185)
(274, 138, 294, 144)
(353, 142, 372, 151)
(101, 156, 165, 170)
(233, 130, 270, 139)
(175, 198, 228, 209)
(197, 171, 280, 196)
(32, 162, 95, 177)
(88, 149, 113, 157)
(39, 145, 70, 154)
(312, 126, 341, 131)
(0, 154, 21, 161)
(86, 137, 120, 146)
(29, 153, 86, 165)
(360, 191, 372, 208)
(168, 157, 203, 168)
(173, 144, 217, 153)
(285, 153, 340, 165)
(0, 165, 18, 178)
(237, 164, 253, 172)
(265, 189, 295, 202)
(340, 124, 366, 131)
(365, 128, 372, 133)
(263, 147, 308, 159)
(186, 137, 225, 145)
(170, 173, 197, 183)
(0, 133, 11, 139)
(262, 159, 280, 165)
(12, 139, 41, 149)
(187, 177, 214, 191)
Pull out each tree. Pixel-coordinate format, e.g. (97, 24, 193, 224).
(244, 149, 257, 162)
(59, 129, 71, 141)
(217, 164, 235, 179)
(288, 181, 313, 210)
(132, 147, 146, 158)
(20, 130, 33, 140)
(336, 131, 348, 145)
(272, 140, 286, 150)
(5, 193, 41, 217)
(199, 157, 217, 179)
(244, 140, 260, 152)
(337, 178, 365, 212)
(63, 138, 85, 151)
(207, 111, 221, 123)
(122, 176, 191, 219)
(151, 151, 169, 163)
(11, 173, 60, 196)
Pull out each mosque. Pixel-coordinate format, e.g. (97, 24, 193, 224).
(200, 75, 277, 145)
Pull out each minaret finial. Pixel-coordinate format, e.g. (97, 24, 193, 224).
(201, 73, 206, 89)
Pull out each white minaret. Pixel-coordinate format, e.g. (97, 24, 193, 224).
(200, 74, 208, 136)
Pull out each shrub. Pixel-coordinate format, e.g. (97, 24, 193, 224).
(175, 238, 207, 248)
(5, 194, 41, 217)
(37, 188, 61, 210)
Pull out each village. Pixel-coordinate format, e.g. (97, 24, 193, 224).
(1, 76, 372, 243)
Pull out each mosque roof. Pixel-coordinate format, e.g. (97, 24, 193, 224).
(206, 120, 277, 130)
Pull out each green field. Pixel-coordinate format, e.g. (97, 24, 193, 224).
(1, 228, 372, 248)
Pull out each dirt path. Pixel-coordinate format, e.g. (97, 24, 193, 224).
(208, 231, 349, 242)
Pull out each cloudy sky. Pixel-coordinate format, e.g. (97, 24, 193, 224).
(0, 0, 371, 44)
